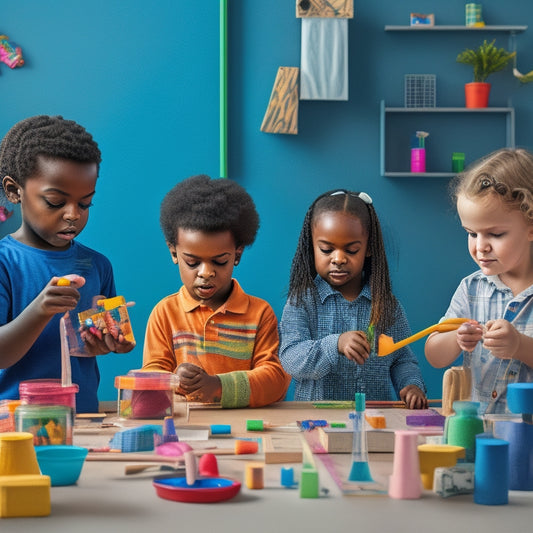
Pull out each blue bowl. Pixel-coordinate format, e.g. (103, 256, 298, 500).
(35, 445, 88, 486)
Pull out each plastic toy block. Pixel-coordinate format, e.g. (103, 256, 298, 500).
(299, 468, 319, 498)
(433, 463, 475, 497)
(418, 444, 466, 490)
(0, 475, 51, 518)
(365, 414, 386, 429)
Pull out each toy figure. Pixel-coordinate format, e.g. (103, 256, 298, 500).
(0, 35, 24, 69)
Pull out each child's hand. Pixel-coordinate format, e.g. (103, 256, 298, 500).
(36, 275, 86, 317)
(176, 363, 222, 403)
(399, 385, 428, 410)
(456, 320, 484, 352)
(483, 319, 520, 359)
(338, 331, 370, 365)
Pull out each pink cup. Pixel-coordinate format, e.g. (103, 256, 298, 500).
(389, 430, 422, 499)
(411, 148, 426, 173)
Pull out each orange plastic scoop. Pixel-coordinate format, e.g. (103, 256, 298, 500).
(377, 318, 470, 357)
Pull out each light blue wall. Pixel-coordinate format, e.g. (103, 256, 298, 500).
(1, 1, 532, 402)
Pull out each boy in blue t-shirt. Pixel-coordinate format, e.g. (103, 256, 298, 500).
(0, 115, 134, 412)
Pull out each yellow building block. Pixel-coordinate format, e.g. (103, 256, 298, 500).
(0, 475, 51, 518)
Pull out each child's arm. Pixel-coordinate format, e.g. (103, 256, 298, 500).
(483, 319, 533, 367)
(425, 321, 483, 368)
(0, 275, 85, 368)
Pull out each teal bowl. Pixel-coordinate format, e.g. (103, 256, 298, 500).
(35, 445, 88, 486)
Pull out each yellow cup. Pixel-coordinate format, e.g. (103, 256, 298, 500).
(0, 432, 41, 476)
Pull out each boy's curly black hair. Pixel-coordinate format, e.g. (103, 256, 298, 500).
(160, 175, 260, 248)
(0, 115, 101, 201)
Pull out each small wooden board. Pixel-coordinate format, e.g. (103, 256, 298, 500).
(262, 434, 303, 464)
(296, 0, 354, 19)
(261, 67, 299, 135)
(318, 427, 395, 453)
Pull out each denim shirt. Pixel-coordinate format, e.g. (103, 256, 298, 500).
(445, 270, 533, 414)
(279, 276, 426, 401)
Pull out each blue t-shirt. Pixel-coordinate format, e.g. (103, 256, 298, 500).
(0, 235, 116, 412)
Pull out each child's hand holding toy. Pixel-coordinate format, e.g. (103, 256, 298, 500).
(176, 363, 222, 403)
(456, 320, 484, 353)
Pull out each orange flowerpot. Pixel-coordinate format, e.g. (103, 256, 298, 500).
(464, 82, 491, 108)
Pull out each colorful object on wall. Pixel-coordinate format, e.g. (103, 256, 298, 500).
(296, 0, 354, 19)
(261, 67, 300, 134)
(0, 34, 24, 69)
(0, 206, 14, 222)
(297, 1, 353, 101)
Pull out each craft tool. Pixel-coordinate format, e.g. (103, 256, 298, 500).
(377, 317, 469, 356)
(246, 419, 299, 432)
(348, 393, 373, 483)
(60, 313, 71, 388)
(87, 439, 259, 463)
(312, 399, 442, 409)
(210, 424, 231, 436)
(124, 463, 185, 476)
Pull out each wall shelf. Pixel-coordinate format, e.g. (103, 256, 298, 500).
(380, 102, 516, 177)
(385, 25, 527, 32)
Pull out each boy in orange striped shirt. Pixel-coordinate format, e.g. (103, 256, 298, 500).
(142, 175, 290, 408)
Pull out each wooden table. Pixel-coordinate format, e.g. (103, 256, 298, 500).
(2, 402, 531, 533)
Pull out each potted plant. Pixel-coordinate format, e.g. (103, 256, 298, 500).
(456, 39, 516, 108)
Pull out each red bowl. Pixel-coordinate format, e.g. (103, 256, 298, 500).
(153, 477, 241, 503)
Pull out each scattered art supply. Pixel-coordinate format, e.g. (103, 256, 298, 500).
(348, 393, 374, 483)
(280, 466, 297, 488)
(0, 432, 41, 476)
(19, 379, 78, 412)
(417, 444, 465, 490)
(245, 462, 264, 490)
(0, 475, 50, 518)
(365, 412, 386, 429)
(474, 437, 509, 505)
(109, 425, 162, 453)
(184, 450, 197, 486)
(156, 441, 193, 457)
(162, 416, 179, 443)
(15, 404, 73, 445)
(388, 430, 422, 500)
(406, 410, 446, 428)
(115, 371, 179, 419)
(299, 419, 328, 431)
(246, 419, 299, 432)
(433, 463, 474, 498)
(210, 424, 231, 436)
(35, 445, 88, 486)
(198, 454, 219, 477)
(444, 401, 484, 462)
(378, 318, 469, 356)
(60, 312, 72, 387)
(493, 382, 533, 490)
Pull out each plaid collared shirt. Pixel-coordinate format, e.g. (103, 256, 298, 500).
(445, 270, 533, 414)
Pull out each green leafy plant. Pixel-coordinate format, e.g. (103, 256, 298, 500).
(456, 39, 516, 83)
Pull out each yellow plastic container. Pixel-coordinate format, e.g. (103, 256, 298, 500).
(0, 474, 51, 518)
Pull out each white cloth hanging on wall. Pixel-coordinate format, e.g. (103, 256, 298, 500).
(300, 17, 348, 101)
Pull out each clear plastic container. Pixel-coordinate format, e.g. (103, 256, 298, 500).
(114, 371, 179, 419)
(14, 404, 73, 445)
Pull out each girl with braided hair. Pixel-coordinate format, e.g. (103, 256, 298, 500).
(279, 189, 427, 408)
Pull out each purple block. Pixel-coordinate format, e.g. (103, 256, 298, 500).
(406, 410, 446, 428)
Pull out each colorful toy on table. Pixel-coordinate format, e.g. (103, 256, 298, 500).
(348, 392, 373, 483)
(0, 34, 24, 69)
(109, 424, 163, 453)
(14, 404, 73, 446)
(388, 430, 422, 500)
(493, 382, 533, 491)
(417, 444, 465, 490)
(378, 317, 469, 356)
(444, 401, 483, 462)
(114, 371, 179, 420)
